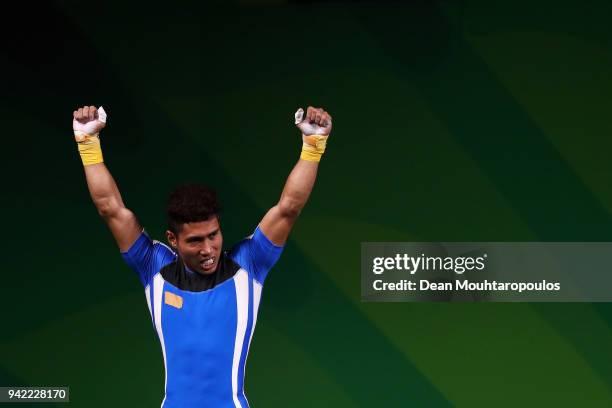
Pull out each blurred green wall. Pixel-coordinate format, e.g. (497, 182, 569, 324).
(1, 1, 612, 406)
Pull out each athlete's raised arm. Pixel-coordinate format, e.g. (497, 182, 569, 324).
(73, 105, 142, 252)
(259, 106, 332, 246)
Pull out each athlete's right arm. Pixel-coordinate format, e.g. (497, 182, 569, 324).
(83, 163, 142, 251)
(74, 105, 142, 252)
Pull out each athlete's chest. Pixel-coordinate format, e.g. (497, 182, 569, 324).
(159, 269, 253, 335)
(163, 279, 238, 325)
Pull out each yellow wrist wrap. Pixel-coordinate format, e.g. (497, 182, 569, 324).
(300, 134, 328, 162)
(76, 133, 104, 166)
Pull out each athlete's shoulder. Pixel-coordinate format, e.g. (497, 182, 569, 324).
(227, 226, 284, 284)
(122, 229, 177, 287)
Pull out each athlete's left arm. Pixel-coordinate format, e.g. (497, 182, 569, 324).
(259, 106, 332, 246)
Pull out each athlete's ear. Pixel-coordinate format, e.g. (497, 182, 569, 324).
(166, 230, 178, 249)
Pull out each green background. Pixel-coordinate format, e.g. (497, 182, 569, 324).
(2, 0, 612, 406)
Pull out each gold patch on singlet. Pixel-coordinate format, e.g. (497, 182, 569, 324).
(165, 291, 183, 309)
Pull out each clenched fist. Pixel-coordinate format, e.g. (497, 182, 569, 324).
(73, 105, 107, 142)
(295, 106, 332, 137)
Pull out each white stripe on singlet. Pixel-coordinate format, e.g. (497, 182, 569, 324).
(153, 274, 168, 408)
(231, 270, 249, 408)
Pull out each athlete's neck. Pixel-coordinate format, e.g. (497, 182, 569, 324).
(184, 262, 198, 275)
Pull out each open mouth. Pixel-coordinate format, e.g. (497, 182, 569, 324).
(200, 257, 215, 270)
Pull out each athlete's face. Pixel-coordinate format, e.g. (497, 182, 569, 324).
(166, 217, 223, 275)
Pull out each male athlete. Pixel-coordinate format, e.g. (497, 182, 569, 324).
(72, 104, 332, 407)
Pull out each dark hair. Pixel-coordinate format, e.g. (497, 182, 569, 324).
(166, 184, 221, 234)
